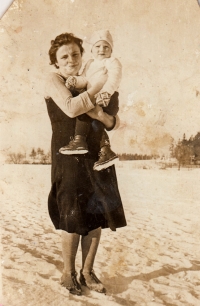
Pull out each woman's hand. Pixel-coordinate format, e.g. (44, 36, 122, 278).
(87, 105, 115, 130)
(86, 104, 104, 120)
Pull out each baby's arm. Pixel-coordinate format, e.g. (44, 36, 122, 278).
(96, 58, 122, 107)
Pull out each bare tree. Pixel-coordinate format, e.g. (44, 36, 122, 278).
(6, 152, 25, 164)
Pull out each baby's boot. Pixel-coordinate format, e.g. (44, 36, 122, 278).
(59, 135, 88, 155)
(93, 142, 118, 171)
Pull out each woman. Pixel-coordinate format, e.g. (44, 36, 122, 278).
(45, 32, 127, 296)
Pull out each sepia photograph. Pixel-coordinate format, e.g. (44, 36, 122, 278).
(1, 0, 200, 305)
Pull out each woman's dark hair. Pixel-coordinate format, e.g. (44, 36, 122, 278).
(49, 32, 84, 68)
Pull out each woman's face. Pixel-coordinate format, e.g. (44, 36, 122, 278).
(56, 43, 82, 77)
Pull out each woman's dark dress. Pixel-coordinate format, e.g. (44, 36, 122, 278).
(45, 92, 127, 236)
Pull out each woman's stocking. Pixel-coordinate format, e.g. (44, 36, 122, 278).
(61, 231, 80, 273)
(80, 227, 105, 292)
(61, 231, 82, 294)
(81, 227, 101, 272)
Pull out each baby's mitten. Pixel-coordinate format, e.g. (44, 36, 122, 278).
(96, 92, 111, 107)
(65, 76, 77, 89)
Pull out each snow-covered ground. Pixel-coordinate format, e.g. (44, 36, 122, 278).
(1, 162, 200, 306)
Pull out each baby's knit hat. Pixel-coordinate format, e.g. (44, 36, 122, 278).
(89, 30, 113, 50)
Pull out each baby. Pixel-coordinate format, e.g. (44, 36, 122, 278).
(59, 30, 122, 171)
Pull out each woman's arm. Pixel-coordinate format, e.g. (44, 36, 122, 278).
(45, 72, 96, 118)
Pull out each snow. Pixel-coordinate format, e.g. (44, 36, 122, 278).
(1, 163, 200, 305)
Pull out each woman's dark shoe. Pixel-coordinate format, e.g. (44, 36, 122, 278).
(79, 269, 106, 294)
(93, 145, 119, 171)
(61, 271, 82, 296)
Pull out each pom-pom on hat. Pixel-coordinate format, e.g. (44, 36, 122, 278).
(89, 30, 113, 50)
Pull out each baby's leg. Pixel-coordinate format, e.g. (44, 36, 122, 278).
(89, 91, 119, 131)
(75, 116, 91, 138)
(59, 115, 91, 155)
(102, 91, 119, 117)
(93, 128, 118, 171)
(93, 92, 120, 171)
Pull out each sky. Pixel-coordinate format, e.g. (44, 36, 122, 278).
(1, 0, 200, 158)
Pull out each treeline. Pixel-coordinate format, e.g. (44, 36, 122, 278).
(6, 148, 51, 164)
(6, 131, 200, 165)
(6, 149, 157, 164)
(170, 132, 200, 168)
(118, 153, 157, 161)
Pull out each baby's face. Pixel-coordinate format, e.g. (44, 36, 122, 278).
(91, 40, 112, 60)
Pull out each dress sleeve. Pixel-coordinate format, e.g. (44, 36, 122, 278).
(45, 72, 95, 118)
(100, 58, 122, 96)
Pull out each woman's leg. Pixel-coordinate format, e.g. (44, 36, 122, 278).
(81, 227, 101, 272)
(61, 231, 82, 295)
(62, 231, 80, 273)
(80, 227, 106, 293)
